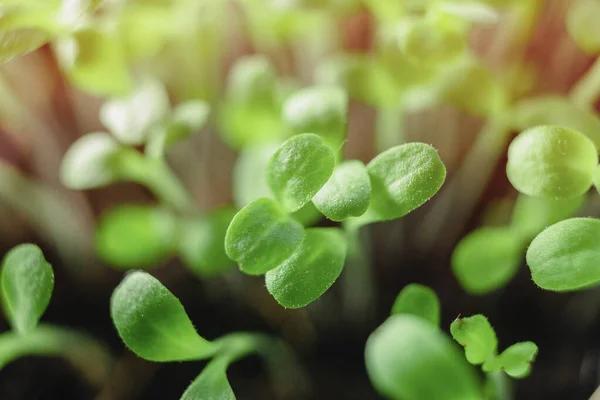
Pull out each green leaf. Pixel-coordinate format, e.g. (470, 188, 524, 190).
(450, 314, 498, 365)
(483, 342, 538, 378)
(267, 134, 335, 212)
(312, 160, 370, 222)
(60, 132, 122, 190)
(170, 100, 210, 137)
(232, 141, 280, 208)
(391, 284, 440, 327)
(99, 78, 170, 145)
(452, 227, 523, 294)
(282, 85, 348, 149)
(365, 315, 481, 400)
(567, 0, 600, 54)
(0, 27, 50, 64)
(512, 96, 600, 150)
(526, 217, 600, 291)
(265, 228, 346, 308)
(218, 104, 285, 150)
(367, 143, 446, 221)
(1, 244, 53, 334)
(181, 358, 235, 400)
(510, 194, 585, 239)
(226, 54, 277, 106)
(507, 125, 598, 199)
(54, 27, 133, 96)
(95, 204, 178, 270)
(225, 198, 304, 275)
(110, 271, 214, 362)
(291, 201, 323, 227)
(178, 206, 237, 277)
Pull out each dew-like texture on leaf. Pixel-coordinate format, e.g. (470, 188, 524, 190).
(282, 86, 348, 148)
(95, 205, 178, 270)
(367, 143, 446, 221)
(60, 133, 121, 190)
(1, 244, 53, 334)
(312, 160, 371, 221)
(452, 227, 523, 294)
(179, 206, 236, 277)
(507, 125, 598, 199)
(181, 358, 235, 400)
(510, 194, 585, 239)
(450, 314, 498, 365)
(567, 0, 600, 54)
(232, 142, 280, 208)
(512, 96, 600, 150)
(267, 134, 335, 212)
(225, 198, 304, 275)
(483, 342, 538, 378)
(365, 315, 481, 400)
(265, 228, 346, 309)
(391, 284, 440, 327)
(526, 218, 600, 291)
(110, 271, 214, 362)
(100, 78, 170, 145)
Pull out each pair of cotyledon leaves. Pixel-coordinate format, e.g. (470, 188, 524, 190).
(225, 132, 446, 308)
(366, 284, 537, 400)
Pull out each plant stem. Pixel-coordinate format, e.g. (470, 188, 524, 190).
(0, 324, 113, 388)
(570, 56, 600, 109)
(375, 104, 405, 153)
(115, 150, 197, 213)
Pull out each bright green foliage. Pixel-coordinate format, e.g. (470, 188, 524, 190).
(291, 201, 323, 227)
(225, 198, 304, 275)
(99, 78, 170, 145)
(0, 27, 50, 64)
(265, 228, 346, 308)
(60, 133, 122, 190)
(181, 358, 235, 400)
(512, 96, 600, 150)
(232, 142, 280, 207)
(267, 134, 335, 212)
(397, 16, 466, 66)
(282, 85, 348, 149)
(507, 125, 598, 199)
(367, 143, 446, 221)
(452, 227, 523, 294)
(95, 204, 178, 270)
(483, 342, 538, 378)
(1, 244, 53, 334)
(567, 0, 600, 54)
(391, 284, 440, 327)
(450, 315, 498, 365)
(178, 206, 237, 277)
(510, 194, 585, 239)
(365, 315, 481, 400)
(526, 218, 600, 291)
(226, 54, 277, 106)
(312, 160, 371, 221)
(110, 271, 215, 362)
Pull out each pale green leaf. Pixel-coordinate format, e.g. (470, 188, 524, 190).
(181, 358, 235, 400)
(567, 0, 600, 54)
(391, 284, 440, 327)
(450, 314, 498, 365)
(110, 271, 215, 362)
(483, 342, 538, 378)
(1, 244, 53, 334)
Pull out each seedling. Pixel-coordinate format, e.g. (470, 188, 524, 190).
(0, 244, 111, 386)
(110, 270, 301, 399)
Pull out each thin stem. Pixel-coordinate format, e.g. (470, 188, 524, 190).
(0, 324, 113, 388)
(375, 104, 405, 153)
(570, 56, 600, 109)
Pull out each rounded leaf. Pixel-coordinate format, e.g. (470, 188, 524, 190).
(312, 160, 371, 222)
(226, 54, 277, 106)
(282, 85, 348, 148)
(225, 198, 304, 275)
(267, 134, 335, 212)
(1, 244, 53, 334)
(507, 125, 598, 199)
(265, 228, 347, 309)
(110, 271, 214, 362)
(178, 206, 237, 277)
(526, 218, 600, 291)
(367, 143, 446, 220)
(483, 342, 538, 378)
(567, 0, 600, 54)
(452, 227, 523, 294)
(365, 315, 481, 400)
(391, 284, 440, 327)
(60, 133, 121, 190)
(450, 314, 498, 365)
(96, 204, 178, 270)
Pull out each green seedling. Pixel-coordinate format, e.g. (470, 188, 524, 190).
(0, 244, 111, 386)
